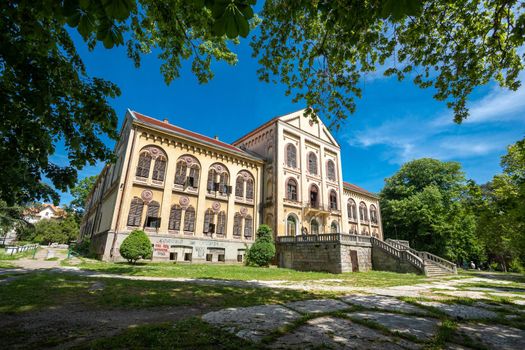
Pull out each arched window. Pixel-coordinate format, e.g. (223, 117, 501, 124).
(219, 173, 229, 195)
(287, 215, 297, 236)
(235, 176, 244, 197)
(174, 161, 187, 185)
(183, 206, 196, 232)
(244, 215, 253, 238)
(286, 144, 297, 168)
(145, 201, 160, 228)
(168, 205, 182, 231)
(127, 197, 143, 226)
(217, 211, 226, 235)
(309, 184, 319, 208)
(246, 179, 254, 200)
(347, 199, 357, 221)
(310, 218, 319, 234)
(308, 152, 318, 175)
(331, 221, 338, 233)
(233, 213, 242, 237)
(327, 160, 336, 181)
(359, 202, 368, 222)
(152, 156, 166, 181)
(370, 205, 378, 224)
(329, 190, 337, 210)
(203, 209, 214, 234)
(286, 178, 298, 201)
(135, 152, 151, 178)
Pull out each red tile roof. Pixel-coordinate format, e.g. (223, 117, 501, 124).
(343, 182, 378, 198)
(131, 111, 262, 160)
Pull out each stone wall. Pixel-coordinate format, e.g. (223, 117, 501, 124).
(276, 242, 372, 274)
(372, 245, 423, 275)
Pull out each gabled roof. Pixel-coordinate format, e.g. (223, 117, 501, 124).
(343, 182, 378, 199)
(129, 110, 264, 162)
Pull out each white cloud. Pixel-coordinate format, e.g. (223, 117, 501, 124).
(347, 83, 525, 165)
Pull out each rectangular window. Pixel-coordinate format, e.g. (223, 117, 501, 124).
(146, 217, 161, 228)
(206, 254, 213, 262)
(184, 253, 192, 261)
(208, 223, 215, 234)
(169, 252, 177, 261)
(237, 254, 243, 263)
(218, 254, 225, 262)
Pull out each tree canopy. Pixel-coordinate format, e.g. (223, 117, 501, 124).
(69, 176, 98, 214)
(379, 158, 481, 264)
(2, 0, 524, 205)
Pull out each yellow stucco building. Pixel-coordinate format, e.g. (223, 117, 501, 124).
(81, 109, 382, 263)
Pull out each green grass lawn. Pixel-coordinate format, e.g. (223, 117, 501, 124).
(66, 258, 430, 287)
(0, 272, 341, 314)
(0, 247, 38, 261)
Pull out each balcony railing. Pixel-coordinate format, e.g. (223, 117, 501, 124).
(276, 233, 372, 245)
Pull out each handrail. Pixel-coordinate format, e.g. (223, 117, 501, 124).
(371, 237, 425, 272)
(418, 251, 457, 273)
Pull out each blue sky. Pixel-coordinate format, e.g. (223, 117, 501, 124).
(54, 29, 525, 205)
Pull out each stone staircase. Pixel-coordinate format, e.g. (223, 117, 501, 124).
(371, 238, 457, 276)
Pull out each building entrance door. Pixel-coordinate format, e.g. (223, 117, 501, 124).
(350, 250, 359, 272)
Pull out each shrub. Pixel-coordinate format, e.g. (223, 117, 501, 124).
(246, 225, 275, 267)
(119, 230, 153, 264)
(72, 239, 92, 256)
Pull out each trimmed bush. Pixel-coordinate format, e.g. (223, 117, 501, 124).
(246, 224, 275, 267)
(119, 230, 153, 264)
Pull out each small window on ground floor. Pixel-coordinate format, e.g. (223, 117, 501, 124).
(169, 252, 177, 261)
(206, 253, 213, 262)
(218, 254, 225, 262)
(237, 254, 243, 262)
(184, 253, 192, 261)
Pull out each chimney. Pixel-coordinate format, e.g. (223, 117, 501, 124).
(214, 135, 219, 140)
(163, 118, 169, 124)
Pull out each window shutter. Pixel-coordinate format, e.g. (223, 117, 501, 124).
(147, 201, 160, 218)
(183, 207, 195, 232)
(203, 209, 213, 233)
(127, 198, 143, 226)
(189, 166, 199, 188)
(136, 153, 151, 178)
(207, 170, 215, 192)
(169, 205, 182, 230)
(244, 216, 253, 238)
(175, 161, 187, 185)
(235, 177, 244, 197)
(152, 158, 166, 181)
(217, 211, 226, 234)
(246, 180, 254, 199)
(233, 213, 242, 236)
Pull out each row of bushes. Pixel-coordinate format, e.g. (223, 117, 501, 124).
(119, 225, 276, 266)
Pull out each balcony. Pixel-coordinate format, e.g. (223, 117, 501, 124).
(305, 202, 340, 215)
(276, 233, 372, 246)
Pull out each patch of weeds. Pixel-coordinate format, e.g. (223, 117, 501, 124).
(425, 319, 457, 349)
(45, 257, 60, 261)
(73, 318, 260, 350)
(0, 261, 15, 268)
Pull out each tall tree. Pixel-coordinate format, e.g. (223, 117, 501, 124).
(472, 137, 525, 271)
(380, 158, 481, 263)
(0, 0, 253, 206)
(69, 176, 98, 214)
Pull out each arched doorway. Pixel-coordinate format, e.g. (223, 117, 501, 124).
(310, 218, 319, 234)
(286, 215, 298, 236)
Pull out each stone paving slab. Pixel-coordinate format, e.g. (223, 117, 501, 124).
(365, 288, 423, 297)
(285, 299, 351, 314)
(455, 323, 525, 350)
(347, 311, 440, 341)
(271, 316, 421, 349)
(435, 291, 488, 299)
(202, 305, 300, 342)
(417, 301, 498, 320)
(341, 295, 428, 315)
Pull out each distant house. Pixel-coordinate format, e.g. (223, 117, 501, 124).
(24, 204, 66, 223)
